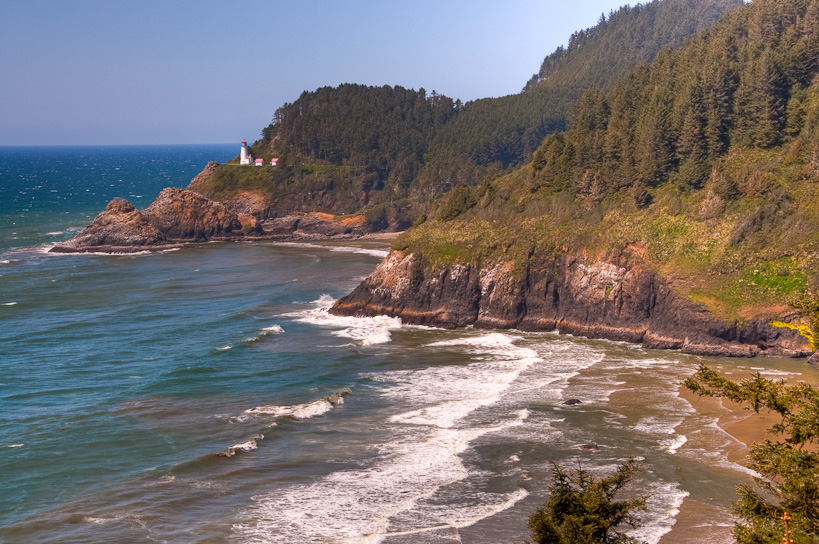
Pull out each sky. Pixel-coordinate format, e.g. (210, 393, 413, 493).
(1, 0, 636, 146)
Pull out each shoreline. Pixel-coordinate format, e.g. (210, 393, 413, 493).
(660, 385, 777, 543)
(48, 229, 403, 254)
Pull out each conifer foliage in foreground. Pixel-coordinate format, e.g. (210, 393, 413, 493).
(685, 365, 819, 543)
(528, 458, 648, 544)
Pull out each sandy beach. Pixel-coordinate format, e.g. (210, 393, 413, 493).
(660, 383, 781, 544)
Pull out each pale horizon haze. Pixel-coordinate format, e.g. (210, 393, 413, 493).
(2, 1, 635, 146)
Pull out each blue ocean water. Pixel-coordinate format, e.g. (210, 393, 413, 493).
(1, 146, 816, 543)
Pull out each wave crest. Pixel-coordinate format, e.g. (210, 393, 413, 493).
(220, 434, 264, 458)
(244, 388, 351, 421)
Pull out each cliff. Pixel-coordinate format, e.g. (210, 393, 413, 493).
(51, 181, 373, 253)
(50, 187, 248, 253)
(331, 249, 811, 358)
(332, 0, 819, 359)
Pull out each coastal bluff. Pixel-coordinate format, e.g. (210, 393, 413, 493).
(50, 187, 248, 253)
(50, 162, 375, 253)
(331, 249, 812, 358)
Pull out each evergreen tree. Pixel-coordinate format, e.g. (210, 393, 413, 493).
(686, 365, 819, 544)
(528, 458, 648, 544)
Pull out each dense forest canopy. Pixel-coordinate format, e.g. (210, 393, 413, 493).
(417, 0, 743, 194)
(531, 0, 819, 198)
(211, 0, 743, 227)
(399, 0, 819, 326)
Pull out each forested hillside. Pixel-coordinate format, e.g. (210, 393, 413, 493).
(401, 0, 819, 324)
(420, 0, 743, 193)
(195, 0, 741, 228)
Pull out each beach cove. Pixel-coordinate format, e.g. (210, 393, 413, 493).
(2, 146, 816, 543)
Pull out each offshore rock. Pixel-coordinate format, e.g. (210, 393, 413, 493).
(51, 189, 249, 253)
(49, 198, 166, 253)
(331, 249, 812, 358)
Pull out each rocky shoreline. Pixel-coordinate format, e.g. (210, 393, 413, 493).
(53, 162, 813, 359)
(50, 189, 376, 254)
(330, 248, 812, 359)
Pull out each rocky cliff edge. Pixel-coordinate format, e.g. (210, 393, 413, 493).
(50, 187, 248, 253)
(331, 249, 811, 358)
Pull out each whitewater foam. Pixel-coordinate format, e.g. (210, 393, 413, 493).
(234, 410, 531, 543)
(220, 434, 264, 458)
(328, 246, 390, 258)
(235, 333, 549, 542)
(243, 324, 286, 343)
(627, 481, 689, 544)
(244, 388, 351, 421)
(286, 294, 403, 346)
(666, 434, 688, 454)
(384, 334, 539, 428)
(270, 241, 389, 258)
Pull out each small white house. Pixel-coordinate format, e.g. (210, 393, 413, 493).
(270, 158, 279, 166)
(254, 158, 264, 166)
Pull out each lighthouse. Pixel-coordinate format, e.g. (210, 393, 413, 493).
(240, 140, 252, 165)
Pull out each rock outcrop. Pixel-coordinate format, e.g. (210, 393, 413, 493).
(142, 187, 243, 240)
(185, 160, 220, 194)
(51, 188, 248, 253)
(331, 249, 812, 358)
(262, 213, 369, 240)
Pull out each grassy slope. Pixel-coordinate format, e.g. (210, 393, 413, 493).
(396, 0, 819, 326)
(396, 147, 819, 323)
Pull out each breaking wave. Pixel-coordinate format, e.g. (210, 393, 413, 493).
(243, 388, 351, 421)
(234, 332, 545, 542)
(286, 294, 403, 346)
(220, 434, 264, 458)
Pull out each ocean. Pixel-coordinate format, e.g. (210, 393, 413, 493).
(1, 145, 816, 544)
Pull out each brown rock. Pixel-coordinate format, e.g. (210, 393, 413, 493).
(331, 250, 813, 358)
(143, 187, 243, 241)
(51, 188, 250, 253)
(50, 198, 165, 252)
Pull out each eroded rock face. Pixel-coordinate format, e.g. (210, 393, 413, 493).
(50, 198, 165, 252)
(51, 189, 248, 253)
(331, 250, 812, 358)
(143, 187, 242, 241)
(261, 214, 369, 240)
(185, 161, 220, 194)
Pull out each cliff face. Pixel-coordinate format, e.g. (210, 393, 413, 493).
(331, 250, 811, 358)
(142, 187, 243, 240)
(51, 188, 247, 253)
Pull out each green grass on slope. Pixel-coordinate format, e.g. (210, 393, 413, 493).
(396, 148, 819, 323)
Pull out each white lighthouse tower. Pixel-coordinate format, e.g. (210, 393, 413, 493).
(240, 140, 252, 165)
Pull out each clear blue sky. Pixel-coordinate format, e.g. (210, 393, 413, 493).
(1, 0, 633, 146)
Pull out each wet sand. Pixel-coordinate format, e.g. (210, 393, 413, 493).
(660, 385, 779, 544)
